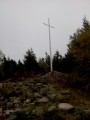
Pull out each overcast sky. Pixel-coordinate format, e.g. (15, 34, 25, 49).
(0, 0, 90, 62)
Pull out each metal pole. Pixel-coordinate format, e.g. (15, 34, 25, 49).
(48, 18, 53, 71)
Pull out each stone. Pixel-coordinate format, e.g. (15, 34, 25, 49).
(0, 83, 3, 87)
(24, 99, 30, 104)
(9, 97, 16, 102)
(57, 93, 69, 102)
(5, 110, 14, 116)
(15, 108, 22, 112)
(57, 93, 64, 100)
(60, 90, 70, 95)
(7, 102, 14, 109)
(39, 87, 50, 96)
(84, 109, 90, 118)
(84, 109, 90, 114)
(13, 99, 19, 104)
(13, 98, 20, 108)
(19, 82, 23, 86)
(47, 93, 56, 100)
(36, 83, 43, 86)
(14, 103, 20, 108)
(30, 102, 35, 105)
(0, 108, 2, 117)
(34, 93, 41, 98)
(48, 105, 56, 112)
(58, 103, 73, 111)
(32, 107, 44, 116)
(37, 97, 49, 103)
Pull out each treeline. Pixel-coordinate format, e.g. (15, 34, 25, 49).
(0, 18, 90, 88)
(0, 49, 69, 80)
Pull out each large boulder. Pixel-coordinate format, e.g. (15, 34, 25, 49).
(58, 103, 73, 111)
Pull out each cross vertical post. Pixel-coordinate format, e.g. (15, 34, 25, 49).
(43, 18, 55, 72)
(48, 18, 53, 71)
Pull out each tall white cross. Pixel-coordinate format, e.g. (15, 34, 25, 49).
(43, 18, 55, 72)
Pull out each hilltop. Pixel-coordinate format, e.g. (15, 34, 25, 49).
(0, 71, 90, 120)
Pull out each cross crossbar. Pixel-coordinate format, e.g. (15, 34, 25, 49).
(43, 23, 55, 28)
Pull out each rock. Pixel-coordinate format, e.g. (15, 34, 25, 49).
(58, 103, 73, 111)
(7, 114, 17, 120)
(84, 109, 90, 114)
(5, 110, 14, 116)
(36, 83, 43, 87)
(43, 85, 48, 87)
(0, 83, 3, 87)
(60, 90, 70, 95)
(32, 107, 44, 116)
(40, 87, 50, 96)
(34, 93, 41, 98)
(15, 108, 22, 112)
(7, 102, 14, 109)
(47, 93, 56, 100)
(84, 109, 90, 118)
(13, 99, 19, 104)
(30, 102, 35, 105)
(48, 105, 56, 112)
(19, 82, 23, 86)
(31, 83, 43, 92)
(0, 96, 4, 101)
(57, 93, 64, 101)
(57, 93, 69, 102)
(14, 103, 20, 108)
(0, 108, 2, 117)
(9, 97, 16, 102)
(37, 97, 49, 103)
(13, 98, 20, 108)
(24, 99, 30, 104)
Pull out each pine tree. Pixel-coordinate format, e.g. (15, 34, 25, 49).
(23, 49, 38, 74)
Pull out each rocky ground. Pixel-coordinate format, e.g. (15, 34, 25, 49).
(0, 71, 90, 120)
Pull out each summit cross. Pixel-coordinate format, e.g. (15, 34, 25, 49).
(43, 18, 55, 72)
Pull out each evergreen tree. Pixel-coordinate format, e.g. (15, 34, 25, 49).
(17, 60, 24, 74)
(0, 50, 5, 79)
(61, 53, 76, 73)
(0, 50, 4, 65)
(38, 57, 49, 73)
(23, 49, 38, 74)
(3, 58, 17, 78)
(45, 52, 50, 72)
(53, 51, 62, 71)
